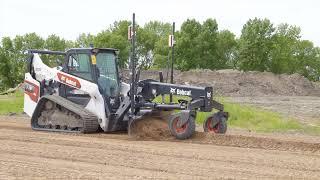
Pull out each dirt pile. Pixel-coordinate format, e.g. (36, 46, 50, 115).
(128, 111, 173, 140)
(175, 69, 320, 96)
(125, 69, 320, 96)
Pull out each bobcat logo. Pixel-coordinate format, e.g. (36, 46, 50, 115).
(170, 87, 192, 96)
(152, 89, 157, 96)
(177, 89, 192, 96)
(170, 88, 176, 94)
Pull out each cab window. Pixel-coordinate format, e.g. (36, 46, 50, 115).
(96, 52, 119, 96)
(68, 54, 92, 81)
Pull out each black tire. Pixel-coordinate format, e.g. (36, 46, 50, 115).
(203, 112, 227, 134)
(168, 113, 195, 140)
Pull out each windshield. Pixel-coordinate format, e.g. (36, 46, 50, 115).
(96, 52, 119, 96)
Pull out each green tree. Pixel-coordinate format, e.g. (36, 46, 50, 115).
(94, 21, 131, 68)
(0, 33, 45, 89)
(43, 34, 69, 66)
(270, 24, 301, 74)
(294, 40, 320, 81)
(75, 33, 95, 48)
(216, 30, 237, 69)
(175, 19, 202, 70)
(198, 19, 219, 69)
(175, 18, 231, 70)
(0, 37, 22, 90)
(138, 21, 171, 69)
(21, 33, 45, 50)
(238, 18, 275, 71)
(45, 34, 67, 51)
(153, 36, 171, 69)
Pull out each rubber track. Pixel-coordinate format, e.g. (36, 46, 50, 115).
(31, 95, 99, 133)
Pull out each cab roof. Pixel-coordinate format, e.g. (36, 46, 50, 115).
(67, 48, 119, 54)
(29, 48, 119, 56)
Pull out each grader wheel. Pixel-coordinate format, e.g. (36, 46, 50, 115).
(203, 112, 227, 134)
(168, 113, 195, 140)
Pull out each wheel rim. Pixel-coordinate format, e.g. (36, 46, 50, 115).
(173, 117, 188, 134)
(207, 117, 219, 133)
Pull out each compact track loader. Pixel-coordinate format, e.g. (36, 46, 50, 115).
(23, 14, 228, 139)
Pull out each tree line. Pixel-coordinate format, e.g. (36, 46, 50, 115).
(1, 17, 320, 90)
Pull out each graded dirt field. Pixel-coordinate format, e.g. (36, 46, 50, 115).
(1, 116, 320, 179)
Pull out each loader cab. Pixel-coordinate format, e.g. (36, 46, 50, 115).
(61, 48, 121, 110)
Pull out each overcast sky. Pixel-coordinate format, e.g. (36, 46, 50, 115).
(0, 0, 319, 46)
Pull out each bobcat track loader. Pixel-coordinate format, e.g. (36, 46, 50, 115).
(23, 14, 228, 139)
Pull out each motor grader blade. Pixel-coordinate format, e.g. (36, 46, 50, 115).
(128, 110, 173, 139)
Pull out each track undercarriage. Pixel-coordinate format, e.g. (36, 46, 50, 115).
(31, 95, 99, 133)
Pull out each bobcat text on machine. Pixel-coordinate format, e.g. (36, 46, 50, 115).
(23, 14, 229, 140)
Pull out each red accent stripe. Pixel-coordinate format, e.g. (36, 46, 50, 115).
(57, 72, 81, 88)
(24, 80, 40, 103)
